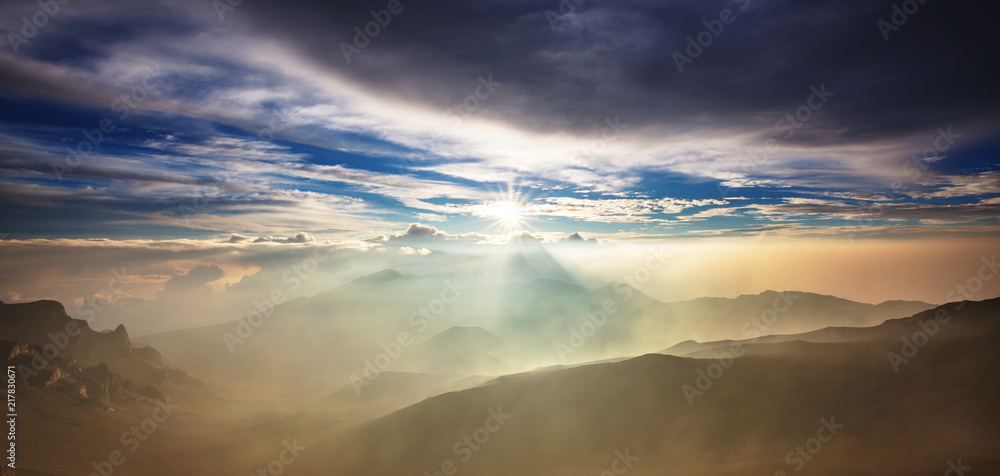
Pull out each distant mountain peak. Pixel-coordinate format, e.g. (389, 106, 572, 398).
(361, 269, 404, 281)
(422, 326, 506, 355)
(430, 326, 503, 343)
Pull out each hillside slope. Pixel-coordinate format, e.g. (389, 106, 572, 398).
(295, 298, 1000, 475)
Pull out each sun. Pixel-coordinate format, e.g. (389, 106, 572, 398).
(474, 181, 533, 234)
(481, 201, 524, 232)
(493, 201, 522, 227)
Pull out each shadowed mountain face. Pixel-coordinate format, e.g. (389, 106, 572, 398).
(294, 298, 1000, 475)
(0, 300, 200, 411)
(1, 290, 994, 475)
(1, 299, 333, 476)
(0, 300, 132, 362)
(136, 270, 933, 385)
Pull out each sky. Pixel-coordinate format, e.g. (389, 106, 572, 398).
(0, 0, 998, 317)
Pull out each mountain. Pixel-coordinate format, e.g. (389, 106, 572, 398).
(327, 370, 492, 405)
(2, 290, 986, 475)
(292, 298, 1000, 475)
(0, 300, 133, 362)
(0, 300, 201, 410)
(135, 270, 482, 385)
(403, 326, 510, 375)
(658, 290, 935, 343)
(661, 297, 985, 358)
(135, 270, 934, 385)
(133, 272, 664, 384)
(422, 326, 506, 354)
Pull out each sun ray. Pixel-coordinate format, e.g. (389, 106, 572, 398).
(473, 180, 533, 235)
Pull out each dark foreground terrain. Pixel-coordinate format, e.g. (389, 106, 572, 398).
(3, 285, 998, 475)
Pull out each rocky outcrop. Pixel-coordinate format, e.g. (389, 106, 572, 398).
(0, 300, 81, 342)
(0, 340, 28, 361)
(2, 338, 166, 409)
(3, 339, 80, 387)
(76, 363, 140, 408)
(0, 300, 207, 416)
(132, 345, 163, 365)
(80, 323, 132, 361)
(0, 300, 132, 362)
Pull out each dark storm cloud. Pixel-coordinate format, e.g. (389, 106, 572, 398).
(238, 0, 1000, 141)
(2, 0, 996, 156)
(0, 0, 997, 240)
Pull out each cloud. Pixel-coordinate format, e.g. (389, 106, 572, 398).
(497, 197, 731, 223)
(415, 213, 447, 222)
(743, 197, 1000, 224)
(161, 265, 224, 294)
(380, 224, 489, 245)
(367, 224, 583, 248)
(0, 0, 996, 242)
(507, 231, 543, 243)
(396, 224, 442, 239)
(687, 225, 795, 237)
(399, 246, 432, 255)
(252, 232, 316, 244)
(908, 171, 1000, 199)
(0, 237, 385, 334)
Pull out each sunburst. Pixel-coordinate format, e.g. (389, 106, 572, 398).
(474, 181, 532, 234)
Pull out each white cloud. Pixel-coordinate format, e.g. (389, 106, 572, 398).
(399, 246, 432, 255)
(442, 197, 730, 224)
(414, 213, 447, 222)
